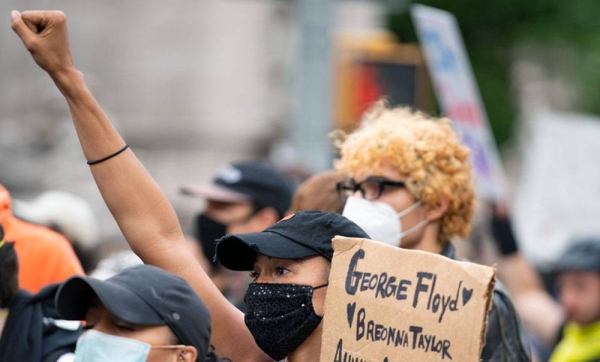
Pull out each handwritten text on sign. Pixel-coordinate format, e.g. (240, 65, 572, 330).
(320, 237, 495, 362)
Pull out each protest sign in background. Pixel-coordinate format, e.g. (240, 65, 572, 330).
(513, 110, 600, 267)
(411, 5, 507, 202)
(321, 237, 496, 362)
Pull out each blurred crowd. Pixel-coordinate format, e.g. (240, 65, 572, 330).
(2, 8, 600, 362)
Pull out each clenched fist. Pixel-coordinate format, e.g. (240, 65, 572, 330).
(11, 10, 75, 76)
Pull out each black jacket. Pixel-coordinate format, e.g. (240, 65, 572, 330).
(0, 284, 82, 362)
(441, 242, 531, 361)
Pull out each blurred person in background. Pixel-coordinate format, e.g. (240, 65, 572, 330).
(335, 103, 531, 361)
(89, 234, 207, 281)
(89, 247, 144, 280)
(287, 169, 347, 215)
(0, 223, 82, 362)
(0, 184, 83, 293)
(483, 203, 565, 361)
(548, 237, 600, 362)
(55, 264, 213, 362)
(181, 161, 293, 308)
(14, 190, 101, 273)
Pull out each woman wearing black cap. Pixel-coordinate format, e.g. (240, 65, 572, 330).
(55, 264, 212, 362)
(11, 10, 370, 362)
(214, 210, 369, 361)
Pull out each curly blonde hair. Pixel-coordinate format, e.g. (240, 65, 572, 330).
(334, 102, 475, 243)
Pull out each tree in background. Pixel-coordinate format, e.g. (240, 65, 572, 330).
(387, 0, 600, 147)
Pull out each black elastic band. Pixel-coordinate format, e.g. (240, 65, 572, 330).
(87, 144, 129, 166)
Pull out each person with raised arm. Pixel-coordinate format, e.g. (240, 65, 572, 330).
(10, 10, 372, 362)
(10, 10, 267, 361)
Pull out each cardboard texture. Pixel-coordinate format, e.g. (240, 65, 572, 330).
(320, 237, 496, 362)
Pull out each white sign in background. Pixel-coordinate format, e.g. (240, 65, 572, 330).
(411, 5, 507, 201)
(513, 110, 600, 266)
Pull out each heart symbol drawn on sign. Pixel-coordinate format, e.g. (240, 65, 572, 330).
(462, 287, 473, 306)
(347, 302, 357, 328)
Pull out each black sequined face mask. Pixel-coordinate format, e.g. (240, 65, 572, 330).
(244, 282, 328, 361)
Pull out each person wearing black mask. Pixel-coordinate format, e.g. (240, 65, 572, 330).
(214, 211, 369, 361)
(181, 161, 293, 308)
(181, 161, 293, 269)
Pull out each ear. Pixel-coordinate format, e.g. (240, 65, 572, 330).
(425, 196, 449, 222)
(253, 207, 280, 229)
(179, 346, 197, 362)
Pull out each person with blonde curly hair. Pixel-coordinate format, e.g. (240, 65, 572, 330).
(335, 102, 531, 361)
(335, 103, 475, 251)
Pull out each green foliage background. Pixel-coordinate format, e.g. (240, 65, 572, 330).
(386, 0, 600, 146)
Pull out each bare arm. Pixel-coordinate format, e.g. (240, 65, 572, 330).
(491, 203, 564, 346)
(499, 254, 564, 347)
(11, 10, 270, 361)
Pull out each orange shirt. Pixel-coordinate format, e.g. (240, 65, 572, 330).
(0, 185, 83, 293)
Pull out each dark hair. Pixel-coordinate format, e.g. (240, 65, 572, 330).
(288, 170, 348, 215)
(48, 222, 99, 273)
(0, 224, 19, 308)
(204, 345, 231, 362)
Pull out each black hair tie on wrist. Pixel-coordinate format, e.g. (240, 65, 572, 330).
(87, 144, 129, 166)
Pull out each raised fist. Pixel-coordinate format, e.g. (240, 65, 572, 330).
(11, 10, 75, 75)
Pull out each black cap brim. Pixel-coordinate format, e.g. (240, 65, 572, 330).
(215, 231, 320, 271)
(56, 276, 164, 326)
(553, 258, 600, 273)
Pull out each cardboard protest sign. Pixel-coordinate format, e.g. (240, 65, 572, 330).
(320, 237, 496, 362)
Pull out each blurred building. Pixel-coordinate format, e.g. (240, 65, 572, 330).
(0, 0, 387, 247)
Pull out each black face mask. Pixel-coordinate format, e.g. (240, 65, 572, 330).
(195, 214, 227, 263)
(244, 282, 327, 361)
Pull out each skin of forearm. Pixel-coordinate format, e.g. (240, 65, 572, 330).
(47, 66, 176, 253)
(12, 9, 270, 360)
(49, 68, 124, 159)
(48, 66, 270, 361)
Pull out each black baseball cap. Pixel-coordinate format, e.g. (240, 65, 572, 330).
(215, 210, 370, 271)
(55, 264, 211, 360)
(553, 237, 600, 273)
(181, 161, 294, 217)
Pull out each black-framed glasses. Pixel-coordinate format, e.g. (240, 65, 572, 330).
(336, 177, 406, 201)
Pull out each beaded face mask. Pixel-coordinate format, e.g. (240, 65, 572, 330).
(244, 282, 327, 360)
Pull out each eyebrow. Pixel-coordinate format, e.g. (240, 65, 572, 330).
(364, 176, 401, 182)
(253, 256, 299, 269)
